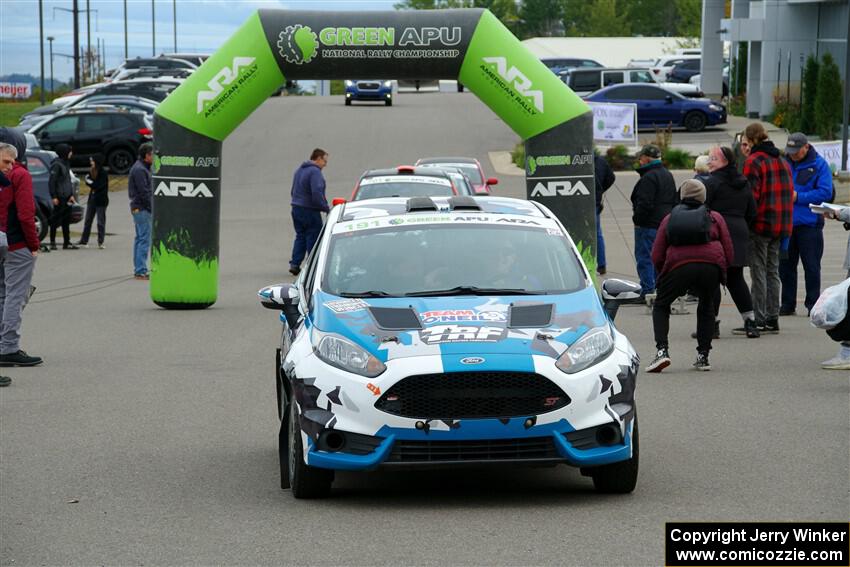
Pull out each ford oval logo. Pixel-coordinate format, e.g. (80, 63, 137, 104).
(460, 357, 485, 365)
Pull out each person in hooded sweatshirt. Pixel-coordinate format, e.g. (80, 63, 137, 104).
(0, 128, 42, 368)
(288, 148, 330, 276)
(779, 132, 833, 317)
(647, 179, 734, 373)
(740, 123, 794, 334)
(704, 146, 759, 338)
(78, 153, 109, 249)
(48, 143, 78, 250)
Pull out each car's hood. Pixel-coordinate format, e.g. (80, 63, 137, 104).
(311, 286, 607, 362)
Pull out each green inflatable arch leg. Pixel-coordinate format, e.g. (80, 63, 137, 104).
(152, 8, 593, 309)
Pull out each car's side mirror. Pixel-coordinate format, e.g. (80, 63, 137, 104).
(258, 283, 301, 327)
(601, 278, 642, 321)
(665, 95, 673, 103)
(39, 131, 49, 139)
(487, 177, 499, 186)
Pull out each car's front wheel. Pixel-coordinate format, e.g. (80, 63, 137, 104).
(35, 207, 48, 242)
(385, 99, 392, 107)
(586, 419, 639, 494)
(684, 111, 707, 132)
(287, 401, 333, 498)
(107, 147, 134, 174)
(344, 98, 351, 106)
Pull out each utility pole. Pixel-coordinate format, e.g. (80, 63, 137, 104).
(173, 0, 177, 52)
(841, 7, 850, 177)
(152, 0, 156, 56)
(47, 36, 55, 97)
(73, 0, 80, 87)
(86, 0, 92, 81)
(124, 0, 128, 59)
(39, 0, 45, 105)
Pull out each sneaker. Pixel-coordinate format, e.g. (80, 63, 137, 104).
(63, 243, 79, 250)
(759, 318, 780, 334)
(821, 346, 850, 370)
(693, 352, 711, 371)
(646, 348, 671, 373)
(98, 243, 105, 249)
(779, 307, 796, 316)
(744, 318, 760, 338)
(691, 320, 720, 340)
(288, 265, 301, 276)
(683, 294, 699, 303)
(49, 242, 57, 251)
(76, 241, 89, 248)
(0, 350, 43, 367)
(0, 376, 10, 387)
(134, 273, 150, 280)
(597, 266, 607, 275)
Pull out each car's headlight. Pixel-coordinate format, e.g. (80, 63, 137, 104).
(555, 326, 614, 374)
(344, 80, 354, 87)
(709, 103, 723, 111)
(312, 331, 386, 378)
(383, 80, 392, 88)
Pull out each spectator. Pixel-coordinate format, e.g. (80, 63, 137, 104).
(0, 170, 12, 385)
(647, 180, 734, 373)
(819, 206, 850, 369)
(78, 153, 109, 249)
(48, 143, 78, 250)
(740, 123, 794, 334)
(0, 135, 42, 367)
(630, 144, 678, 298)
(779, 133, 833, 316)
(704, 146, 759, 338)
(693, 155, 711, 184)
(128, 143, 153, 280)
(594, 153, 615, 276)
(289, 148, 330, 276)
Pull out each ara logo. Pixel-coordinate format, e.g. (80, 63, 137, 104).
(154, 181, 214, 198)
(482, 56, 543, 113)
(531, 180, 590, 197)
(196, 56, 257, 114)
(278, 25, 319, 65)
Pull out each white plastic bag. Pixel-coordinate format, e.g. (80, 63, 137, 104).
(810, 278, 850, 329)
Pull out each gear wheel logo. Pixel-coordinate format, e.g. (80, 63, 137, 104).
(278, 25, 318, 65)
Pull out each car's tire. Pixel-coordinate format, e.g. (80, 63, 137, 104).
(457, 82, 465, 92)
(345, 98, 351, 106)
(288, 401, 333, 498)
(35, 207, 48, 242)
(278, 410, 291, 490)
(385, 99, 392, 107)
(588, 419, 639, 494)
(107, 147, 134, 174)
(275, 348, 283, 420)
(683, 111, 707, 132)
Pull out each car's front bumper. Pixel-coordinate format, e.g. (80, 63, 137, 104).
(346, 88, 392, 101)
(287, 331, 639, 472)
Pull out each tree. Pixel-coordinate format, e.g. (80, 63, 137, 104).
(674, 0, 702, 37)
(814, 52, 842, 139)
(393, 0, 472, 9)
(800, 54, 819, 134)
(562, 0, 590, 36)
(519, 0, 567, 38)
(585, 0, 631, 36)
(624, 0, 678, 36)
(475, 0, 521, 35)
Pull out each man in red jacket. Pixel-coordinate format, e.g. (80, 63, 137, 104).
(0, 137, 42, 367)
(647, 179, 734, 373)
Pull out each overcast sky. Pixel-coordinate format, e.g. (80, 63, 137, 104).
(0, 0, 398, 79)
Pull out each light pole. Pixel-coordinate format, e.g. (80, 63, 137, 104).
(47, 36, 55, 97)
(39, 0, 45, 105)
(86, 0, 91, 82)
(173, 0, 177, 52)
(73, 0, 80, 87)
(152, 0, 156, 56)
(123, 0, 128, 59)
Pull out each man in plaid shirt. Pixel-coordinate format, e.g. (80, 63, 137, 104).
(737, 123, 794, 334)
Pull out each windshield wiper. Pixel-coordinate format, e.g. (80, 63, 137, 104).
(404, 286, 545, 297)
(338, 290, 396, 298)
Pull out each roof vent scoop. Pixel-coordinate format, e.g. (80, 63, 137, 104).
(448, 196, 482, 211)
(406, 196, 439, 212)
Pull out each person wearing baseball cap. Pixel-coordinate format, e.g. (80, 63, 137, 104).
(630, 144, 678, 299)
(779, 132, 833, 318)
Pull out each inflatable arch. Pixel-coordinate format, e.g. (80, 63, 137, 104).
(152, 9, 594, 309)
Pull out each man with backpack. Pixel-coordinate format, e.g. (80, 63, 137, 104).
(647, 180, 734, 373)
(779, 132, 833, 316)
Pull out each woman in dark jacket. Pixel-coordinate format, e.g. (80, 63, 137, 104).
(48, 143, 77, 250)
(78, 153, 109, 248)
(705, 146, 759, 338)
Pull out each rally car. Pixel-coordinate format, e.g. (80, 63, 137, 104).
(350, 165, 471, 201)
(259, 196, 640, 498)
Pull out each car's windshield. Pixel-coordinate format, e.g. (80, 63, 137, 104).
(420, 163, 483, 184)
(323, 224, 585, 296)
(355, 179, 453, 200)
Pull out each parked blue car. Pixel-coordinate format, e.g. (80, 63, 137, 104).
(344, 80, 393, 106)
(585, 84, 726, 132)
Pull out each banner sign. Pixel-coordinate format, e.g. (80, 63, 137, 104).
(0, 83, 32, 99)
(587, 102, 637, 147)
(811, 141, 848, 174)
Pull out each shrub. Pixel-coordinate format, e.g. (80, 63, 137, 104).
(330, 80, 345, 95)
(663, 148, 693, 170)
(511, 141, 525, 169)
(605, 145, 633, 170)
(800, 54, 819, 134)
(815, 53, 842, 139)
(769, 95, 802, 133)
(730, 42, 747, 97)
(728, 94, 746, 117)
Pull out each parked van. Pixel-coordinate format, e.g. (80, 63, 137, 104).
(561, 67, 703, 98)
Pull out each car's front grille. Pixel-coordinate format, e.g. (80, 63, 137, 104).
(386, 437, 559, 464)
(374, 372, 570, 419)
(357, 82, 380, 90)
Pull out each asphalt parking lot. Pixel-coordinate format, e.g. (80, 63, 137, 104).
(1, 92, 847, 566)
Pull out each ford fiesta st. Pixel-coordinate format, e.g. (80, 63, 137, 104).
(259, 196, 639, 498)
(351, 166, 469, 201)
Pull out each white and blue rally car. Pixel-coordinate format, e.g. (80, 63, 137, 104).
(259, 196, 640, 498)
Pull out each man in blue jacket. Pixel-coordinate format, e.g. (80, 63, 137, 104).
(289, 148, 330, 276)
(779, 132, 833, 315)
